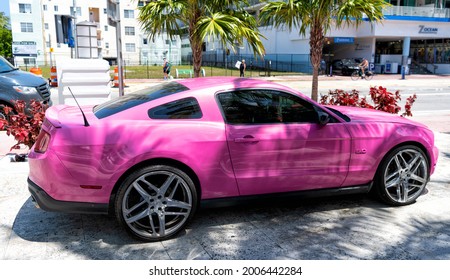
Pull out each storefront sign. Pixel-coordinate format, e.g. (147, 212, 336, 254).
(12, 41, 37, 57)
(419, 25, 438, 34)
(334, 37, 354, 44)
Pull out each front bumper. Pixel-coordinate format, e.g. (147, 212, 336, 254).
(28, 178, 109, 215)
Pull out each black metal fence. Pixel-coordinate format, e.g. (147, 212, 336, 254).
(183, 52, 313, 75)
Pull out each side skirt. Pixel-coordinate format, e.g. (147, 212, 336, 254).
(200, 183, 373, 209)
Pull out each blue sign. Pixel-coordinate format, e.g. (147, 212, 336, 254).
(334, 37, 354, 44)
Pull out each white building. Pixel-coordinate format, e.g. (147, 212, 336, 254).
(236, 0, 450, 74)
(9, 0, 181, 66)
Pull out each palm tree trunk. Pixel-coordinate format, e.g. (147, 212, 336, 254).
(309, 24, 325, 102)
(189, 7, 202, 78)
(190, 39, 203, 78)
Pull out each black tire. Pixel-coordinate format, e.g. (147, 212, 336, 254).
(350, 71, 360, 81)
(374, 145, 429, 206)
(365, 71, 374, 81)
(0, 103, 9, 121)
(115, 165, 198, 242)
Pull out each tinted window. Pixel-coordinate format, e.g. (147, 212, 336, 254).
(0, 56, 16, 73)
(94, 82, 189, 119)
(217, 90, 318, 124)
(148, 98, 202, 119)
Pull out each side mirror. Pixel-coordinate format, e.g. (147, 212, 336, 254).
(318, 111, 330, 125)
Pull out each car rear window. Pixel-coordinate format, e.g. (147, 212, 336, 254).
(93, 81, 189, 119)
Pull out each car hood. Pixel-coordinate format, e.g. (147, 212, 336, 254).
(328, 105, 427, 127)
(0, 69, 47, 86)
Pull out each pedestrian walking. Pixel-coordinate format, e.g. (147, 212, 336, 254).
(163, 58, 171, 80)
(239, 59, 246, 77)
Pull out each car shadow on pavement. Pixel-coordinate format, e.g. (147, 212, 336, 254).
(8, 190, 450, 260)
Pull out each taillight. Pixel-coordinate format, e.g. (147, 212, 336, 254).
(34, 130, 51, 153)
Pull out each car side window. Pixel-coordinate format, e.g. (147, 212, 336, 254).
(148, 97, 202, 119)
(217, 90, 318, 124)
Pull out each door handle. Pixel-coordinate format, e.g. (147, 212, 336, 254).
(234, 135, 259, 143)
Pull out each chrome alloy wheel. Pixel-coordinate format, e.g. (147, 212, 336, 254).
(120, 169, 194, 240)
(382, 148, 428, 205)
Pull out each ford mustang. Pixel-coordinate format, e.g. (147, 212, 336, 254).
(28, 77, 439, 241)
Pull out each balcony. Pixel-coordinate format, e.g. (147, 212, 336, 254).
(383, 6, 450, 19)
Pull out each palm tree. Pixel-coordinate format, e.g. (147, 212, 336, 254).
(138, 0, 265, 77)
(259, 0, 388, 101)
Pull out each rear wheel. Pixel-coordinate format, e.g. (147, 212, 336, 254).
(350, 71, 360, 81)
(115, 165, 198, 241)
(374, 145, 429, 206)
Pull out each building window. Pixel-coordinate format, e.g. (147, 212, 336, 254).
(19, 3, 32, 13)
(20, 22, 33, 33)
(46, 41, 50, 48)
(54, 5, 58, 12)
(125, 26, 135, 36)
(124, 10, 134, 18)
(70, 7, 82, 16)
(143, 38, 148, 45)
(138, 1, 145, 7)
(105, 42, 109, 49)
(103, 8, 107, 14)
(105, 25, 108, 31)
(125, 43, 136, 52)
(43, 5, 47, 11)
(24, 58, 36, 65)
(44, 23, 49, 30)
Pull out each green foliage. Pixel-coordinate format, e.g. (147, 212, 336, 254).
(0, 12, 12, 58)
(137, 0, 265, 77)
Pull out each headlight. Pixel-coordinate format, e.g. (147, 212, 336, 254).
(13, 86, 38, 94)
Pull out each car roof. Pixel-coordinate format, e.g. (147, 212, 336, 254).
(175, 77, 291, 93)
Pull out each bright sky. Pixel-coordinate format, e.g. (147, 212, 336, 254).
(0, 0, 10, 17)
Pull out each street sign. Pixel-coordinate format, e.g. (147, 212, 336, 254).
(107, 0, 118, 27)
(12, 41, 37, 57)
(334, 37, 354, 44)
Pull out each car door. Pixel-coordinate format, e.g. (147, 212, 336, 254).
(217, 89, 352, 196)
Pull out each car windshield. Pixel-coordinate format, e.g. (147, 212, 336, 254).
(93, 81, 189, 119)
(341, 59, 358, 65)
(325, 106, 351, 122)
(0, 56, 17, 73)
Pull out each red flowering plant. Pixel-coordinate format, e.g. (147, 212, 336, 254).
(320, 86, 416, 117)
(0, 100, 48, 151)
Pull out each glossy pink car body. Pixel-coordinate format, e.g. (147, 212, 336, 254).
(28, 77, 439, 241)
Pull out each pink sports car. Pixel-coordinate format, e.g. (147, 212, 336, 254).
(28, 77, 439, 241)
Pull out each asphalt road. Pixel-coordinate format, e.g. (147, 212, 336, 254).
(1, 74, 449, 261)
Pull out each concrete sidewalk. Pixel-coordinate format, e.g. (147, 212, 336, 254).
(0, 131, 448, 260)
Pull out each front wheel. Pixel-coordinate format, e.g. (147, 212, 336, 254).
(364, 71, 374, 81)
(115, 165, 198, 241)
(374, 145, 429, 206)
(350, 71, 360, 81)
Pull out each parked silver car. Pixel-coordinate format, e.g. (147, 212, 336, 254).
(0, 56, 52, 119)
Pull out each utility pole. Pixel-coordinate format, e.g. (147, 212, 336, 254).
(115, 1, 124, 96)
(107, 0, 124, 96)
(72, 0, 78, 58)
